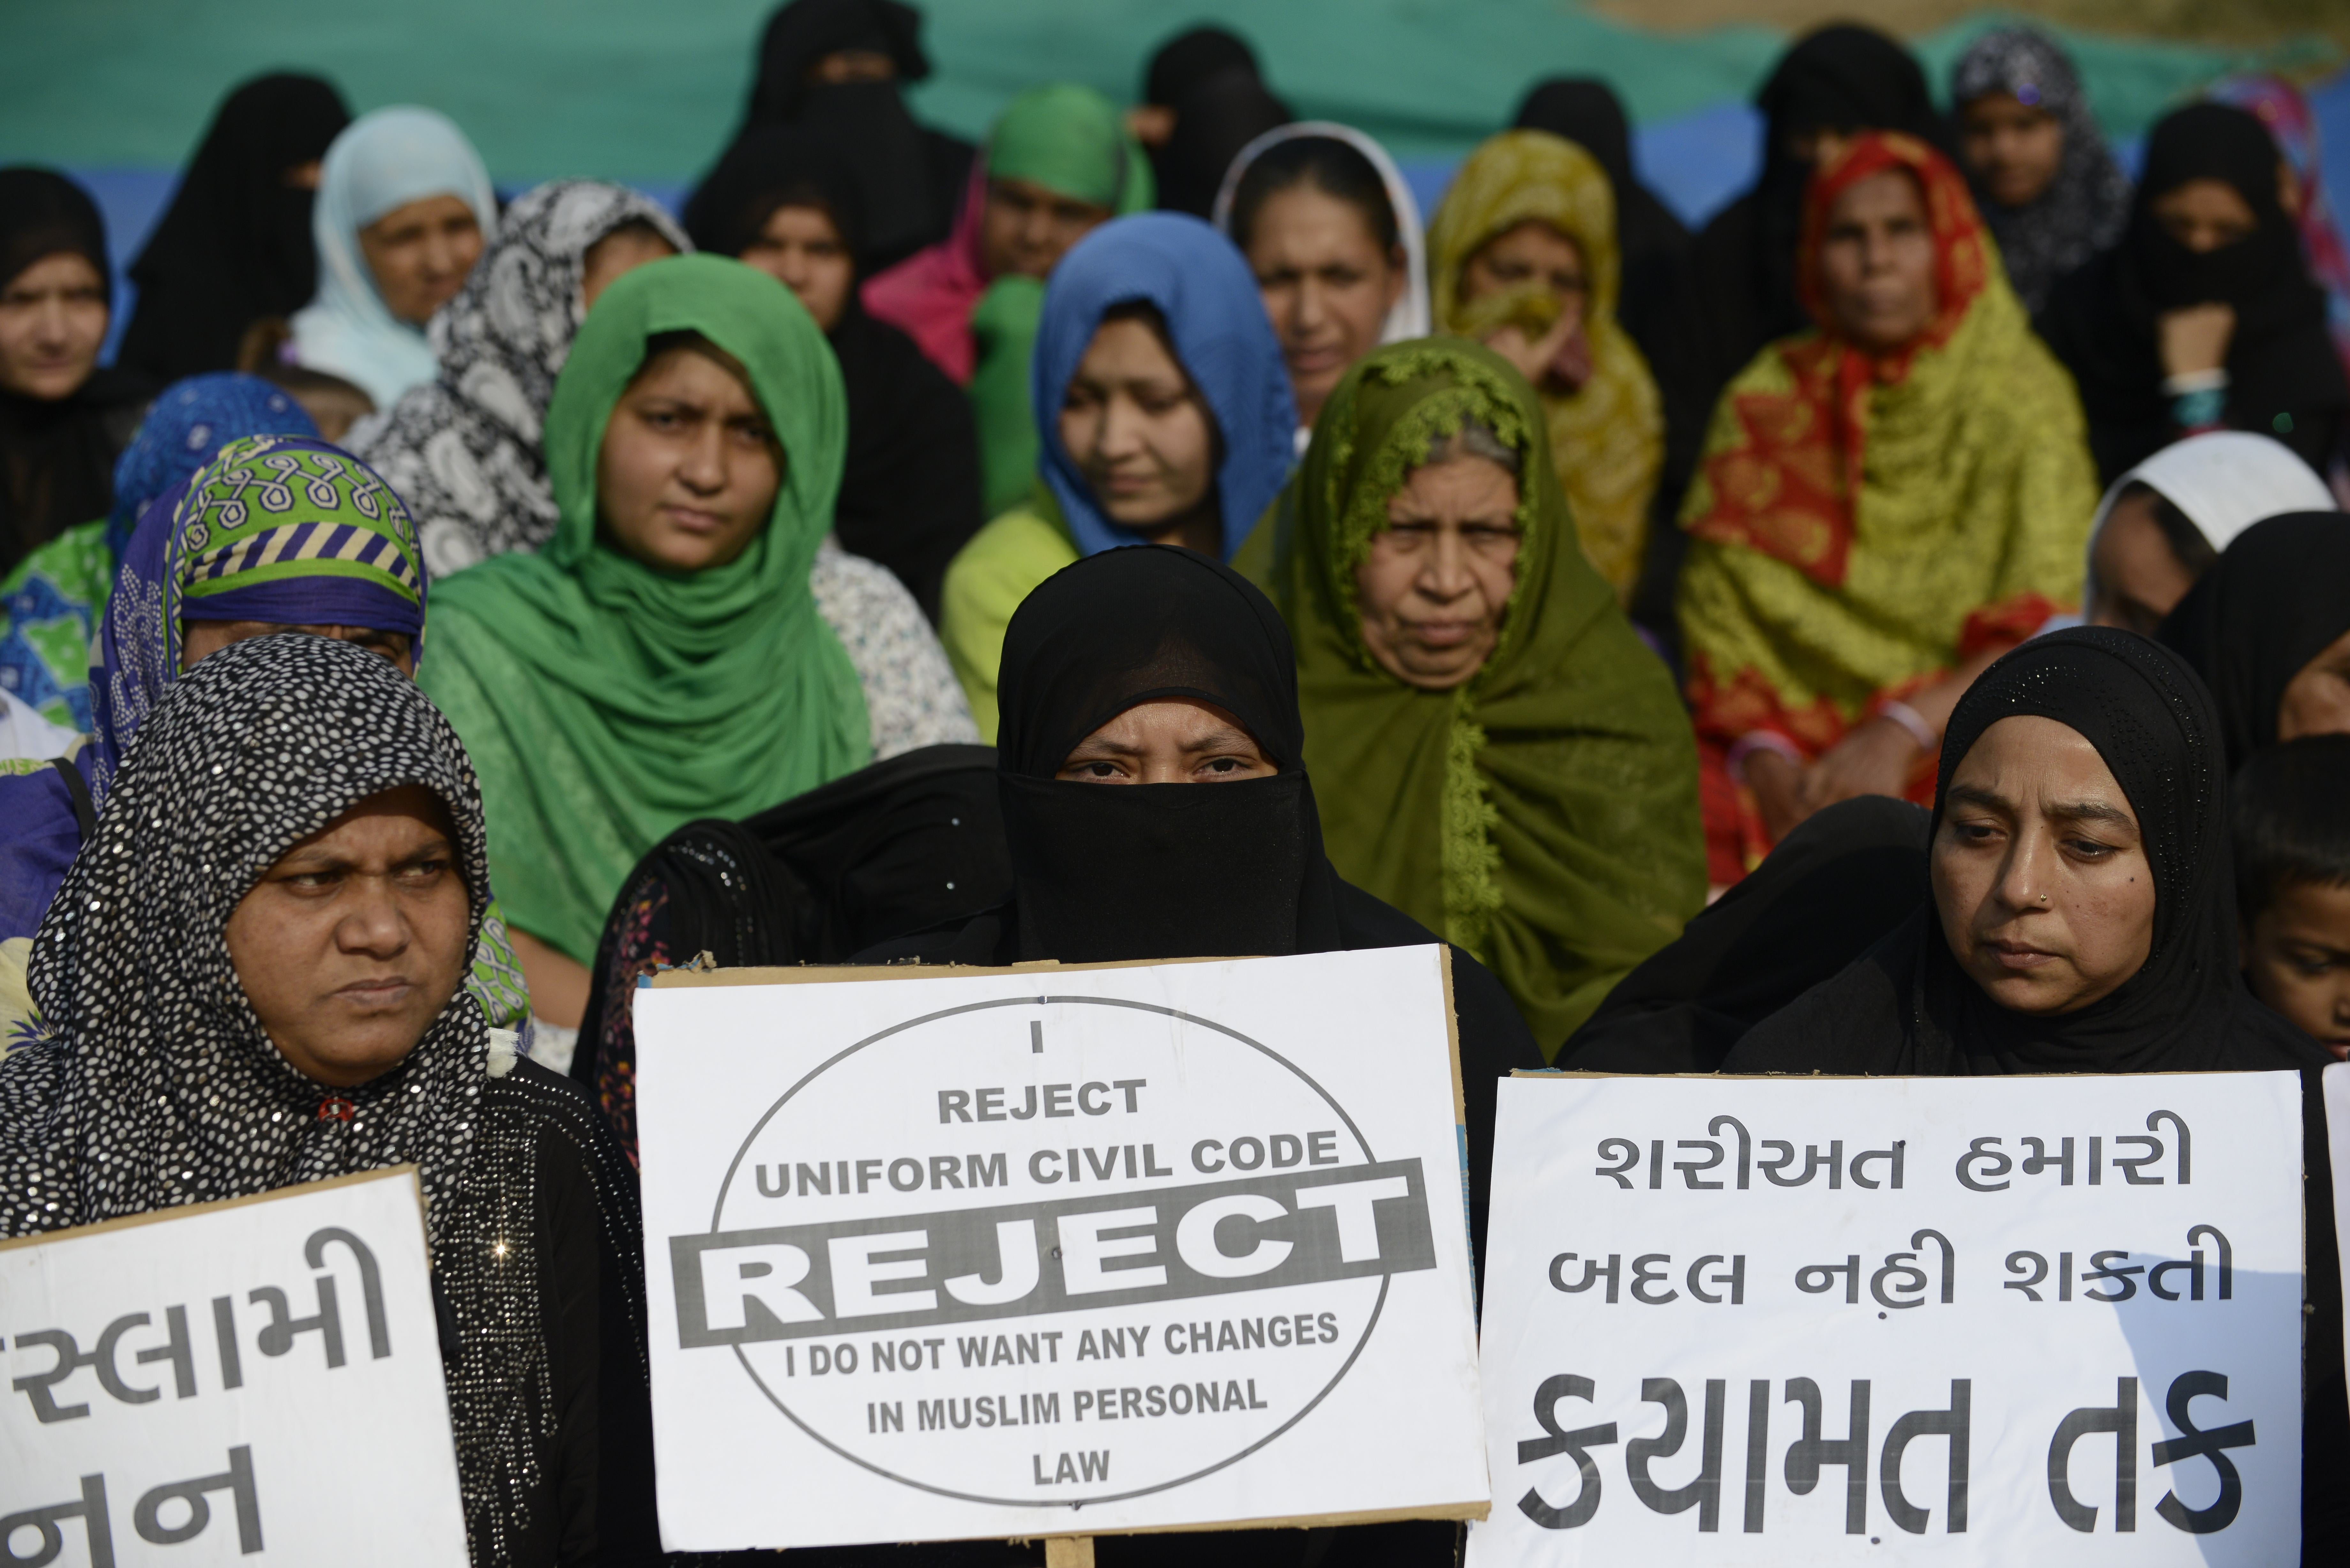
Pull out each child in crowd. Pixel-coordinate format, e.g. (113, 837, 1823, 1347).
(2234, 735, 2350, 1058)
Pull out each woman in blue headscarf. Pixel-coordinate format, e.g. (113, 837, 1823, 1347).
(938, 210, 1295, 739)
(288, 107, 497, 410)
(0, 432, 531, 1049)
(0, 372, 317, 733)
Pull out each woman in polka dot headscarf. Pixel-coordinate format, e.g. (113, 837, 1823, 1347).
(0, 633, 662, 1560)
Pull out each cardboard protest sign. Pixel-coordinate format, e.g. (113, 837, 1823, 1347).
(634, 947, 1488, 1551)
(1470, 1071, 2303, 1566)
(1, 1167, 468, 1565)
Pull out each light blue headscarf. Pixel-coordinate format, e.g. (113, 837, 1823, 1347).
(1029, 212, 1297, 562)
(289, 107, 496, 408)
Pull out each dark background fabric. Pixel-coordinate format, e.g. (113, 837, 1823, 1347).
(573, 743, 1014, 1158)
(686, 124, 983, 617)
(116, 72, 351, 382)
(726, 0, 973, 272)
(2039, 102, 2350, 485)
(2157, 511, 2350, 771)
(1561, 796, 1930, 1073)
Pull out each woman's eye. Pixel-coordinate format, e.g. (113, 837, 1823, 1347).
(1952, 821, 1997, 843)
(2064, 837, 2115, 861)
(398, 858, 450, 882)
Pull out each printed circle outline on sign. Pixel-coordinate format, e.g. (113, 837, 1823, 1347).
(675, 994, 1441, 1506)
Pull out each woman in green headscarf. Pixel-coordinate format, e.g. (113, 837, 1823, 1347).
(421, 253, 972, 1028)
(863, 83, 1154, 513)
(1238, 339, 1705, 1054)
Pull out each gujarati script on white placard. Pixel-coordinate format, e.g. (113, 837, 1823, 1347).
(1470, 1071, 2302, 1566)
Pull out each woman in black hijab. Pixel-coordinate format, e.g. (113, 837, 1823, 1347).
(1718, 629, 2347, 1559)
(859, 544, 1537, 1566)
(0, 168, 150, 574)
(2157, 511, 2350, 772)
(1726, 628, 2325, 1077)
(2042, 102, 2350, 486)
(116, 73, 351, 383)
(725, 0, 974, 273)
(685, 125, 982, 618)
(1670, 25, 1942, 445)
(1560, 795, 1929, 1074)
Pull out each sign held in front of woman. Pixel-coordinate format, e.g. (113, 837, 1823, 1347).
(1470, 1071, 2303, 1565)
(634, 947, 1489, 1551)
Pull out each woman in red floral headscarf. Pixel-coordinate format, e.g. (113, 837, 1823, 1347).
(1676, 131, 2100, 885)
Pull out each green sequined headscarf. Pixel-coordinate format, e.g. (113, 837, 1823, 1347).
(1237, 339, 1706, 1055)
(420, 255, 872, 965)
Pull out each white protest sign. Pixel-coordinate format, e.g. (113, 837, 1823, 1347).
(1470, 1071, 2303, 1566)
(634, 947, 1488, 1551)
(0, 1167, 468, 1565)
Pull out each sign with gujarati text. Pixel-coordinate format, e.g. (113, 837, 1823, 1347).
(1469, 1072, 2302, 1566)
(635, 948, 1488, 1551)
(0, 1167, 469, 1564)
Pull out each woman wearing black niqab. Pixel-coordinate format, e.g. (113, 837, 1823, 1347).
(727, 0, 974, 273)
(0, 168, 151, 573)
(859, 545, 1538, 1566)
(2156, 510, 2350, 772)
(685, 124, 983, 618)
(2041, 102, 2350, 486)
(1134, 26, 1292, 219)
(116, 73, 352, 382)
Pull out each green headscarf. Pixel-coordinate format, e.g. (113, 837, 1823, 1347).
(420, 255, 871, 965)
(968, 85, 1153, 514)
(985, 84, 1155, 212)
(1237, 340, 1705, 1055)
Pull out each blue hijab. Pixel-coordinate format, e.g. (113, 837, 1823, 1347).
(107, 373, 320, 559)
(1030, 212, 1296, 561)
(289, 107, 497, 408)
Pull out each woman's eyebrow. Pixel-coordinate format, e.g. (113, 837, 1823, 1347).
(1943, 783, 2011, 813)
(2049, 799, 2136, 831)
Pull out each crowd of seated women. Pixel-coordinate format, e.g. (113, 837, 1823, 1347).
(6, 2, 2350, 1561)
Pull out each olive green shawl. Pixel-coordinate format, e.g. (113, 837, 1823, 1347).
(1237, 340, 1704, 1054)
(420, 255, 870, 964)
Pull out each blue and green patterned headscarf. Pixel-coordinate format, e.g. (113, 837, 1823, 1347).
(88, 433, 425, 804)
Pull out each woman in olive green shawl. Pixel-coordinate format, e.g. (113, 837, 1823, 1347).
(1238, 339, 1704, 1053)
(421, 255, 872, 989)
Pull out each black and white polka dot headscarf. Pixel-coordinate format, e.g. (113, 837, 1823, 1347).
(1, 634, 493, 1243)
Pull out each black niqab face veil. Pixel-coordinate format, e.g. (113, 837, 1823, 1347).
(993, 545, 1339, 965)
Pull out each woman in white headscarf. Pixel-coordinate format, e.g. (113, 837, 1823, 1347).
(2081, 429, 2337, 636)
(1213, 122, 1428, 442)
(289, 106, 497, 409)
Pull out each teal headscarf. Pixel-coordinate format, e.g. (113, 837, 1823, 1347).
(421, 254, 872, 964)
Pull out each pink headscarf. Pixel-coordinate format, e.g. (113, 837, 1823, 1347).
(861, 160, 989, 383)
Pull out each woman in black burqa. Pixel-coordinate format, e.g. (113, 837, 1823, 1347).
(2156, 510, 2350, 773)
(2040, 102, 2349, 486)
(686, 124, 982, 618)
(1719, 628, 2343, 1554)
(721, 0, 974, 274)
(116, 73, 352, 382)
(859, 544, 1540, 1566)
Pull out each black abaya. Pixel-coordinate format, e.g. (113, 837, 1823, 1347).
(116, 73, 351, 382)
(1560, 795, 1929, 1073)
(2039, 103, 2350, 486)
